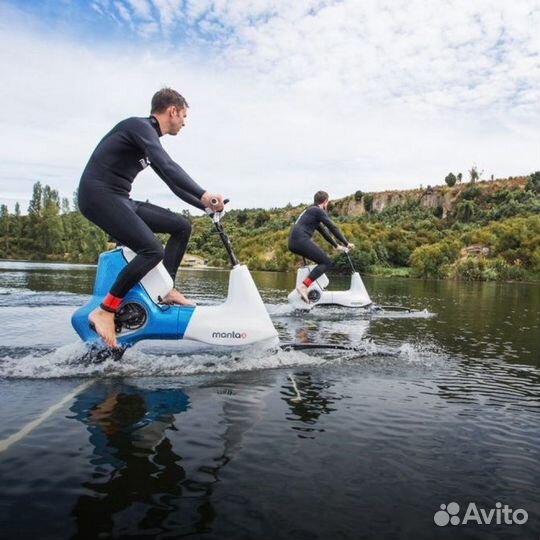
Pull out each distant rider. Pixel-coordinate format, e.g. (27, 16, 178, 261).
(288, 191, 354, 303)
(78, 88, 224, 348)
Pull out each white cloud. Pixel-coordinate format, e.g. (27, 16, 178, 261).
(151, 0, 183, 33)
(0, 0, 538, 214)
(126, 0, 153, 19)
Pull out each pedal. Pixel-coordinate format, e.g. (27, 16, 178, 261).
(114, 302, 147, 333)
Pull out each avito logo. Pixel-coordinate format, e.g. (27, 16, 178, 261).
(212, 331, 248, 339)
(434, 502, 528, 527)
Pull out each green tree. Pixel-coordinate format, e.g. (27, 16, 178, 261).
(236, 210, 249, 226)
(469, 165, 481, 183)
(28, 181, 43, 217)
(0, 204, 9, 253)
(253, 210, 270, 228)
(61, 197, 70, 214)
(354, 190, 363, 202)
(27, 181, 44, 252)
(41, 185, 63, 254)
(444, 172, 457, 187)
(12, 202, 22, 250)
(72, 189, 79, 211)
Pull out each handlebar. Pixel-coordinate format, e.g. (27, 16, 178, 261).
(206, 199, 238, 266)
(206, 198, 229, 223)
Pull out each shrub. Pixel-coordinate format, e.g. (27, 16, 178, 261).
(409, 240, 460, 278)
(490, 257, 528, 281)
(526, 171, 540, 194)
(456, 200, 477, 222)
(461, 186, 481, 200)
(451, 257, 488, 281)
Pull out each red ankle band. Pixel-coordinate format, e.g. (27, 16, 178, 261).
(303, 277, 313, 287)
(101, 293, 122, 313)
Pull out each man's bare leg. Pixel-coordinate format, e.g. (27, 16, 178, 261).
(296, 284, 310, 304)
(89, 308, 118, 348)
(161, 288, 196, 306)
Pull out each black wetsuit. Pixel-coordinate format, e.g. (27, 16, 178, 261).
(78, 116, 206, 309)
(288, 206, 348, 283)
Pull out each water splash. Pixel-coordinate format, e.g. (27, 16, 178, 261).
(266, 302, 434, 320)
(0, 335, 452, 380)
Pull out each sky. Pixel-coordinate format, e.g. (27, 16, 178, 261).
(0, 0, 538, 213)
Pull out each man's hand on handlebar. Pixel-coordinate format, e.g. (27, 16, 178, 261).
(337, 243, 355, 253)
(201, 192, 225, 212)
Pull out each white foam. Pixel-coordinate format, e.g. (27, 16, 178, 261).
(0, 341, 329, 379)
(397, 341, 446, 367)
(371, 308, 434, 320)
(0, 333, 447, 379)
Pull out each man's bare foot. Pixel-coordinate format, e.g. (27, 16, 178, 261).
(296, 284, 310, 304)
(89, 308, 118, 348)
(161, 288, 196, 306)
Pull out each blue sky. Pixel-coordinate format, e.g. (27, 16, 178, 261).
(1, 0, 539, 212)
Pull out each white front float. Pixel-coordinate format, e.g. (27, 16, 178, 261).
(184, 264, 279, 346)
(288, 266, 372, 309)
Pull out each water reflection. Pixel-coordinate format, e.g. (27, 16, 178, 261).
(0, 263, 95, 295)
(68, 378, 275, 539)
(70, 382, 194, 538)
(282, 372, 343, 438)
(360, 276, 539, 365)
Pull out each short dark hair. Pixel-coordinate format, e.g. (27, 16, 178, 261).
(151, 88, 189, 114)
(314, 190, 329, 205)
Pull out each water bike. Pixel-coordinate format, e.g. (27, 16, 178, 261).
(288, 250, 372, 310)
(72, 204, 279, 359)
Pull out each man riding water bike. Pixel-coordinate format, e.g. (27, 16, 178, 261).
(288, 191, 354, 303)
(78, 88, 224, 348)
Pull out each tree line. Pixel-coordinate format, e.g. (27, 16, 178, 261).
(0, 182, 107, 263)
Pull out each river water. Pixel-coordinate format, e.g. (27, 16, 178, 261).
(0, 260, 538, 540)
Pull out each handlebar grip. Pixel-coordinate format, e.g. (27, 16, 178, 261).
(210, 198, 229, 206)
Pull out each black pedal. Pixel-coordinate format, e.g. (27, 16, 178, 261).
(114, 303, 147, 333)
(307, 289, 321, 302)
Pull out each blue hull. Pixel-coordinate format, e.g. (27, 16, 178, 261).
(71, 249, 195, 346)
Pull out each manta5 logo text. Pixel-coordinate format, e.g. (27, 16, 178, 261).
(212, 331, 248, 339)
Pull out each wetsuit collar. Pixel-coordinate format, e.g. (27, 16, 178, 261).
(149, 115, 163, 137)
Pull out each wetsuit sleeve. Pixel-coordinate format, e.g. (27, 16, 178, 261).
(169, 190, 207, 211)
(318, 208, 348, 245)
(316, 224, 339, 247)
(133, 123, 207, 205)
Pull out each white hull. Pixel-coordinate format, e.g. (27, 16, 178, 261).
(288, 267, 372, 310)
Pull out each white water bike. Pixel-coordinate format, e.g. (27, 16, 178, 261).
(288, 250, 372, 310)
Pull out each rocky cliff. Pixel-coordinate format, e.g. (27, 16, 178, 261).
(334, 176, 528, 218)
